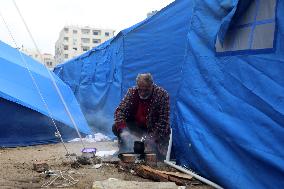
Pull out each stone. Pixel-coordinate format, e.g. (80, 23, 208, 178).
(93, 178, 182, 189)
(33, 161, 49, 173)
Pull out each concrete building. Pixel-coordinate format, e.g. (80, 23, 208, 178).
(42, 53, 55, 69)
(21, 48, 55, 70)
(55, 26, 115, 64)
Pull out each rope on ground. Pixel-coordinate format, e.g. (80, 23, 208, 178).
(41, 170, 79, 188)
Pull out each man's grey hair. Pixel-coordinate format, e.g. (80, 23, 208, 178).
(136, 73, 153, 85)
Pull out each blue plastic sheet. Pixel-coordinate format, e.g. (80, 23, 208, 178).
(55, 0, 284, 188)
(0, 41, 91, 147)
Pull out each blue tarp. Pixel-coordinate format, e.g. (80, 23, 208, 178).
(54, 0, 284, 188)
(0, 40, 91, 147)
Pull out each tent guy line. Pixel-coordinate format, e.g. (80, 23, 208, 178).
(0, 9, 76, 160)
(12, 0, 87, 150)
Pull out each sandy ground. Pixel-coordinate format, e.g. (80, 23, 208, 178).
(0, 141, 212, 189)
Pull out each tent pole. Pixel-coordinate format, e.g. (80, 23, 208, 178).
(166, 128, 173, 161)
(164, 130, 223, 189)
(164, 160, 223, 189)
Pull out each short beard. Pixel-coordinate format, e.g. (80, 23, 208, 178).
(139, 94, 151, 100)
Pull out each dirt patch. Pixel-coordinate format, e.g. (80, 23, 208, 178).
(0, 141, 212, 188)
(0, 141, 149, 188)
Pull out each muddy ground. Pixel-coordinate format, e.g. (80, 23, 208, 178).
(0, 141, 212, 189)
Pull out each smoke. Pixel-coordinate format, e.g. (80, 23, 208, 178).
(81, 108, 166, 157)
(118, 127, 160, 155)
(119, 128, 141, 153)
(84, 110, 114, 136)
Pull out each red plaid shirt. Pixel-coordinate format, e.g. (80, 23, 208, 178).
(114, 84, 170, 142)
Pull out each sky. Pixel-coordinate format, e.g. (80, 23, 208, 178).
(0, 0, 174, 54)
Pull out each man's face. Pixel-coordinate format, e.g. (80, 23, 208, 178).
(137, 81, 153, 100)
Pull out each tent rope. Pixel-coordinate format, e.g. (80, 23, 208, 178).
(12, 0, 87, 149)
(0, 9, 72, 158)
(41, 170, 79, 188)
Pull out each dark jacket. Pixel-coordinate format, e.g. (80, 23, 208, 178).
(114, 84, 170, 142)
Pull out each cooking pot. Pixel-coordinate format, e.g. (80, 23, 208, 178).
(133, 141, 145, 154)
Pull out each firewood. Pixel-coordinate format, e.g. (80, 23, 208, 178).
(156, 170, 193, 180)
(135, 165, 168, 182)
(135, 165, 187, 185)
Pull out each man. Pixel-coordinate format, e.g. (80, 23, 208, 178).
(113, 73, 170, 160)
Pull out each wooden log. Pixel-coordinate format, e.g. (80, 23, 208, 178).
(102, 156, 120, 164)
(157, 170, 193, 180)
(135, 165, 168, 182)
(135, 165, 187, 186)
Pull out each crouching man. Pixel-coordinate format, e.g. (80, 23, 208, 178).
(112, 73, 170, 160)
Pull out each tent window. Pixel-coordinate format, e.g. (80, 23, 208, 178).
(216, 0, 277, 55)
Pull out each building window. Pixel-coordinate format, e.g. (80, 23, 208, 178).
(64, 37, 69, 42)
(73, 39, 77, 45)
(105, 32, 110, 37)
(73, 47, 77, 51)
(215, 0, 277, 55)
(64, 45, 69, 50)
(73, 30, 77, 34)
(81, 38, 90, 43)
(64, 54, 68, 59)
(92, 39, 101, 44)
(64, 28, 69, 33)
(81, 29, 90, 34)
(46, 62, 52, 66)
(82, 46, 90, 51)
(93, 30, 101, 35)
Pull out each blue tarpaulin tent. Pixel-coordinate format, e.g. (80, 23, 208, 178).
(54, 0, 284, 188)
(0, 40, 91, 147)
